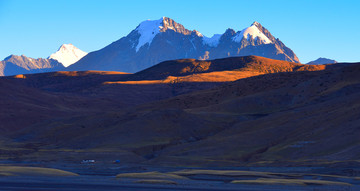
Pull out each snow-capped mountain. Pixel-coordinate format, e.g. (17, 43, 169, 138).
(306, 57, 337, 65)
(49, 44, 88, 67)
(232, 22, 271, 44)
(68, 17, 299, 73)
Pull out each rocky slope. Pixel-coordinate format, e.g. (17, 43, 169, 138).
(68, 17, 299, 73)
(0, 44, 87, 76)
(0, 55, 64, 76)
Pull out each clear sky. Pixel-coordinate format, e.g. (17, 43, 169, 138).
(0, 0, 359, 63)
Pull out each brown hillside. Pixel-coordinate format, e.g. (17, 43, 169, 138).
(127, 56, 324, 81)
(2, 59, 359, 167)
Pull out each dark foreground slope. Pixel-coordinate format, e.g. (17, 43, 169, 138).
(0, 56, 359, 168)
(146, 64, 360, 166)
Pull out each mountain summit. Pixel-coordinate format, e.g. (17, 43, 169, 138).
(232, 21, 272, 44)
(67, 17, 299, 73)
(133, 17, 200, 52)
(49, 44, 87, 67)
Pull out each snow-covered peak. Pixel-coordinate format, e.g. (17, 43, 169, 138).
(49, 44, 87, 67)
(203, 34, 222, 47)
(135, 18, 164, 52)
(134, 17, 193, 52)
(232, 25, 272, 44)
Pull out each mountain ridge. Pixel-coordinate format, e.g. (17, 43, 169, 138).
(68, 17, 300, 73)
(0, 44, 86, 76)
(0, 54, 64, 76)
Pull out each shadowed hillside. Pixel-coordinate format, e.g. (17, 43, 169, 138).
(145, 63, 360, 166)
(0, 56, 358, 168)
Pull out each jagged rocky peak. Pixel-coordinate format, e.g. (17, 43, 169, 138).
(233, 21, 272, 44)
(0, 53, 64, 76)
(251, 21, 261, 27)
(251, 21, 277, 43)
(134, 17, 198, 52)
(135, 17, 192, 36)
(4, 54, 31, 62)
(160, 17, 192, 35)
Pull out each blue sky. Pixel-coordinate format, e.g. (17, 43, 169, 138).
(0, 0, 359, 63)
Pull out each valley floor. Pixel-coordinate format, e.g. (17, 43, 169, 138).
(0, 173, 357, 191)
(0, 162, 359, 190)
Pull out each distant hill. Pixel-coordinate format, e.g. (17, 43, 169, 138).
(306, 57, 337, 65)
(124, 56, 323, 83)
